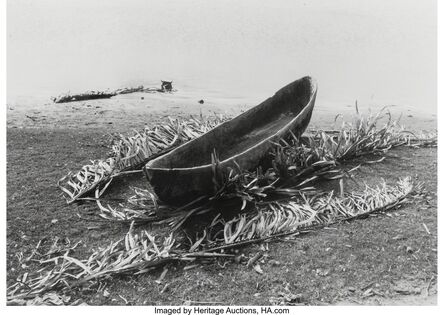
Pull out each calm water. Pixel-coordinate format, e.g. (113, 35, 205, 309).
(7, 0, 436, 114)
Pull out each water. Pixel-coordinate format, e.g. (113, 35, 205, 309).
(7, 0, 436, 114)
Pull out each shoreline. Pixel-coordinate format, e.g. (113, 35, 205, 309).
(6, 92, 437, 133)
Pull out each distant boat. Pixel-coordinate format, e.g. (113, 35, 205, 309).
(144, 76, 318, 204)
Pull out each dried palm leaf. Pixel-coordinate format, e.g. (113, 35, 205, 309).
(8, 177, 418, 305)
(58, 116, 227, 203)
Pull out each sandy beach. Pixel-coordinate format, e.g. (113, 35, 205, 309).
(6, 90, 437, 132)
(6, 90, 437, 305)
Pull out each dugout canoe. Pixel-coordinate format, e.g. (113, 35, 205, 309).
(144, 76, 318, 204)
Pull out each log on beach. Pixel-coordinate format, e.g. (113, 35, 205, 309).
(52, 91, 117, 103)
(115, 85, 145, 95)
(52, 81, 175, 103)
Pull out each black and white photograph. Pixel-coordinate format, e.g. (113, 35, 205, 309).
(3, 0, 440, 309)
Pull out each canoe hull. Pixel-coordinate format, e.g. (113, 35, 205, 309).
(144, 76, 317, 205)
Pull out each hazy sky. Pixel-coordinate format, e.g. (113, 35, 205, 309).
(7, 0, 436, 111)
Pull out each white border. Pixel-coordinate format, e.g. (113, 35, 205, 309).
(1, 1, 442, 314)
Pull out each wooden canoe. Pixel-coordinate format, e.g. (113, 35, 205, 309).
(144, 76, 318, 204)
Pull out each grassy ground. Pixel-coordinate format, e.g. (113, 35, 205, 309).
(7, 126, 437, 305)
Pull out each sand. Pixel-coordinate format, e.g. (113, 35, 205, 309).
(6, 91, 437, 133)
(6, 90, 437, 305)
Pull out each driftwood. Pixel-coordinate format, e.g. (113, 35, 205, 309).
(52, 91, 116, 103)
(161, 80, 173, 92)
(52, 80, 175, 103)
(114, 85, 145, 95)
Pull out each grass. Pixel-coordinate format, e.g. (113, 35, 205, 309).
(8, 111, 438, 306)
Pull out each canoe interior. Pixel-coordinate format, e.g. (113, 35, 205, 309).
(151, 77, 314, 169)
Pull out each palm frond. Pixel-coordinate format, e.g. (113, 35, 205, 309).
(7, 177, 418, 304)
(58, 116, 227, 203)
